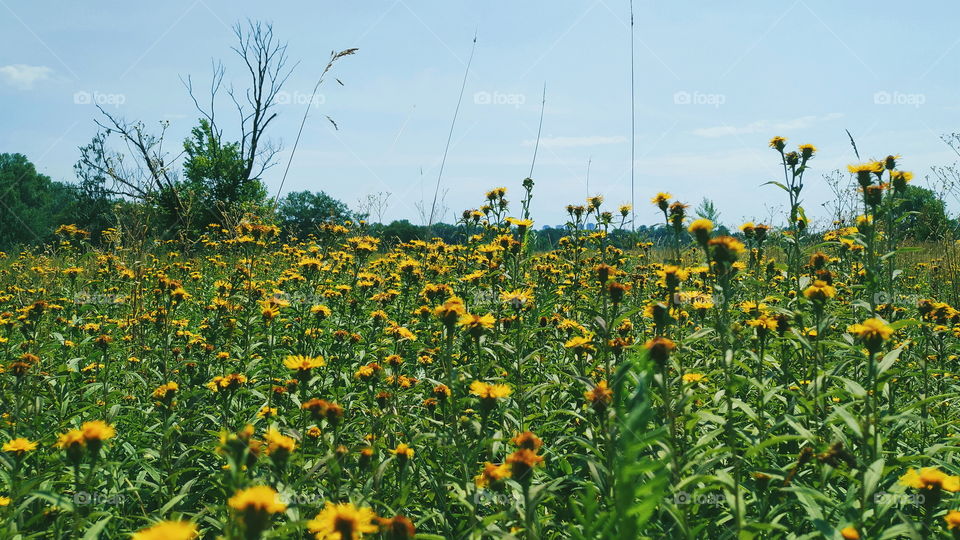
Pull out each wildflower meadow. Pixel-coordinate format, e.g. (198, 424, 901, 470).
(1, 139, 960, 539)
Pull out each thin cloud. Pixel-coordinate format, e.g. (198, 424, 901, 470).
(693, 113, 844, 138)
(522, 135, 627, 148)
(0, 64, 54, 90)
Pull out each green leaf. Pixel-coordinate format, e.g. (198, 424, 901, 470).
(762, 181, 790, 193)
(83, 516, 112, 539)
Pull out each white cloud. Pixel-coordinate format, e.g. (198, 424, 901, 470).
(521, 135, 627, 148)
(693, 113, 844, 138)
(0, 64, 54, 90)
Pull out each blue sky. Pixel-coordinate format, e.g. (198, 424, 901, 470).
(2, 1, 959, 227)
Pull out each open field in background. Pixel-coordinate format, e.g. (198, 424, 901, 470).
(10, 1, 960, 538)
(2, 141, 960, 539)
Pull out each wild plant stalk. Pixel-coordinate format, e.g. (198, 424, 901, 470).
(628, 0, 637, 231)
(767, 139, 814, 291)
(810, 302, 825, 437)
(271, 48, 358, 211)
(712, 253, 743, 536)
(528, 83, 546, 181)
(427, 33, 477, 231)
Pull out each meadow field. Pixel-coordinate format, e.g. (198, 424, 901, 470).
(0, 138, 958, 539)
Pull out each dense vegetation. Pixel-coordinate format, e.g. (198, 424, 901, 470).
(3, 138, 960, 539)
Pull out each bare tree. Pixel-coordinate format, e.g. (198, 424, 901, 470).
(418, 187, 449, 226)
(183, 20, 297, 185)
(77, 20, 297, 230)
(75, 107, 188, 224)
(930, 133, 960, 217)
(820, 169, 858, 227)
(356, 192, 392, 224)
(76, 19, 354, 238)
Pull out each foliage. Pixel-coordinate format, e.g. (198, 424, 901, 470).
(277, 190, 354, 237)
(182, 119, 267, 229)
(0, 153, 76, 249)
(895, 185, 955, 240)
(4, 139, 960, 540)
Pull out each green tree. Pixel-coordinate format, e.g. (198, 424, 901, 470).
(694, 197, 721, 223)
(182, 118, 267, 227)
(277, 190, 352, 236)
(896, 184, 956, 240)
(375, 220, 422, 244)
(694, 197, 730, 235)
(0, 153, 75, 250)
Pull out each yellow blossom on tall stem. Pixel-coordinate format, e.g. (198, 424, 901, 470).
(80, 420, 116, 456)
(264, 428, 296, 462)
(501, 289, 532, 310)
(469, 381, 512, 400)
(899, 467, 960, 492)
(228, 485, 286, 538)
(284, 354, 326, 371)
(688, 218, 713, 245)
(848, 317, 893, 353)
(507, 448, 544, 484)
(470, 380, 512, 416)
(457, 313, 495, 338)
(803, 280, 836, 303)
(944, 509, 960, 530)
(2, 437, 37, 456)
(433, 296, 466, 329)
(475, 462, 512, 489)
(850, 316, 894, 464)
(651, 192, 672, 212)
(511, 431, 543, 451)
(307, 501, 379, 540)
(564, 335, 594, 357)
(584, 380, 613, 412)
(390, 443, 415, 462)
(131, 520, 199, 540)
